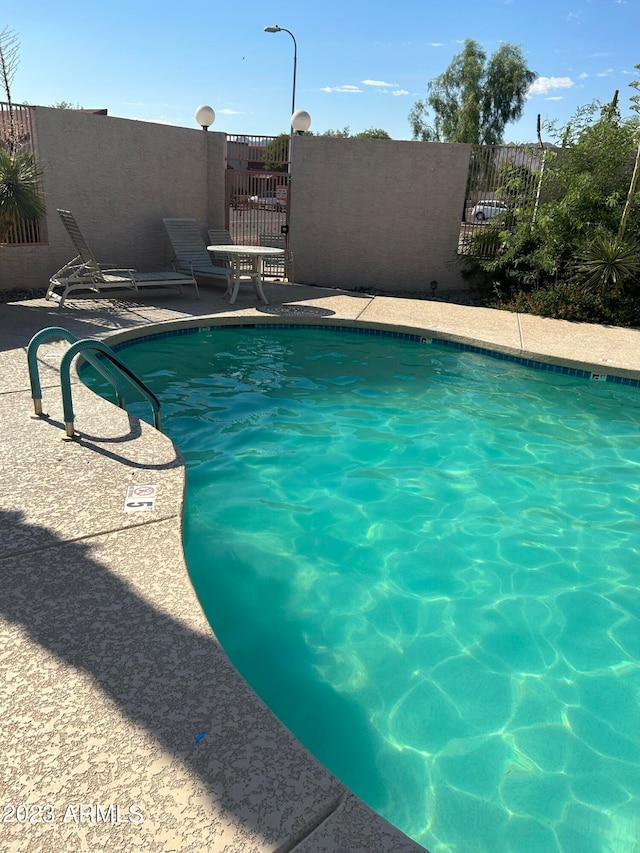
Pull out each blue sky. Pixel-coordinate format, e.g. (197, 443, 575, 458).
(6, 0, 639, 143)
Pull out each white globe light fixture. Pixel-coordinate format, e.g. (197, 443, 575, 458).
(195, 104, 215, 131)
(291, 109, 311, 135)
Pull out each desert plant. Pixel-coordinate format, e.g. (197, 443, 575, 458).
(0, 29, 46, 241)
(0, 27, 19, 153)
(572, 232, 640, 292)
(0, 148, 45, 239)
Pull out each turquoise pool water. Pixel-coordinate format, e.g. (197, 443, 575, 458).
(83, 327, 640, 852)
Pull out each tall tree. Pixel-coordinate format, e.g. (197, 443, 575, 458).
(50, 100, 84, 109)
(354, 127, 391, 139)
(308, 127, 391, 138)
(262, 133, 289, 172)
(409, 38, 535, 144)
(320, 126, 351, 137)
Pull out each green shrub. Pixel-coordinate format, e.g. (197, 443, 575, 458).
(503, 281, 640, 326)
(461, 90, 640, 327)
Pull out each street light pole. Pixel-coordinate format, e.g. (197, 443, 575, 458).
(264, 25, 300, 279)
(264, 25, 297, 120)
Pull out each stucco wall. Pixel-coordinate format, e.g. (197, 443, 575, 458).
(289, 137, 471, 295)
(0, 107, 226, 292)
(1, 111, 473, 298)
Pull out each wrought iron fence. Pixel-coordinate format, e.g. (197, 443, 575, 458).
(459, 144, 544, 258)
(0, 101, 33, 150)
(2, 217, 44, 244)
(227, 134, 289, 171)
(225, 134, 290, 277)
(0, 101, 47, 245)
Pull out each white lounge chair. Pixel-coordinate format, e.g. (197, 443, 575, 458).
(163, 218, 232, 294)
(47, 209, 198, 308)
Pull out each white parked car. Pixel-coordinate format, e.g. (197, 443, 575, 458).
(249, 192, 287, 211)
(470, 199, 508, 221)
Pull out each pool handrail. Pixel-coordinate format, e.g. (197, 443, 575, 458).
(59, 338, 162, 437)
(27, 327, 128, 415)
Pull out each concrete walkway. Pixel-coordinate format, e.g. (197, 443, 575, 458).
(2, 281, 639, 853)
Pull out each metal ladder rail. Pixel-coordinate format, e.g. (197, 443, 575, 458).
(27, 327, 129, 416)
(60, 339, 162, 438)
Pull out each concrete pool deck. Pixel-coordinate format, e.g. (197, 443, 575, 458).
(2, 279, 640, 853)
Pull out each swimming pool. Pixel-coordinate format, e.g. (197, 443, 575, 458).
(83, 324, 640, 852)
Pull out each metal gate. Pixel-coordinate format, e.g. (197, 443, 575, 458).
(459, 144, 545, 257)
(225, 134, 290, 278)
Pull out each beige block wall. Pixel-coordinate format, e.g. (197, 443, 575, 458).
(289, 137, 471, 295)
(0, 107, 226, 292)
(1, 112, 473, 298)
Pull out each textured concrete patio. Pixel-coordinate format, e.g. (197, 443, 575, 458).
(2, 279, 639, 852)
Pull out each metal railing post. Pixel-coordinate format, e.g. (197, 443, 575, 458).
(27, 327, 128, 417)
(59, 338, 161, 438)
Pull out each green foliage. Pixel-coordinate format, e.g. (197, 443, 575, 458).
(262, 125, 392, 168)
(496, 161, 536, 202)
(311, 127, 391, 138)
(409, 38, 535, 144)
(462, 89, 640, 326)
(505, 281, 640, 326)
(408, 102, 436, 142)
(320, 126, 351, 138)
(0, 148, 46, 239)
(618, 65, 640, 238)
(262, 133, 289, 171)
(354, 127, 391, 139)
(0, 28, 46, 239)
(481, 44, 536, 144)
(572, 233, 640, 292)
(50, 100, 84, 110)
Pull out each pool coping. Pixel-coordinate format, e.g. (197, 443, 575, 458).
(102, 314, 640, 387)
(2, 283, 640, 853)
(98, 307, 640, 386)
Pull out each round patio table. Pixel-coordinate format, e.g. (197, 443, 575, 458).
(207, 244, 285, 305)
